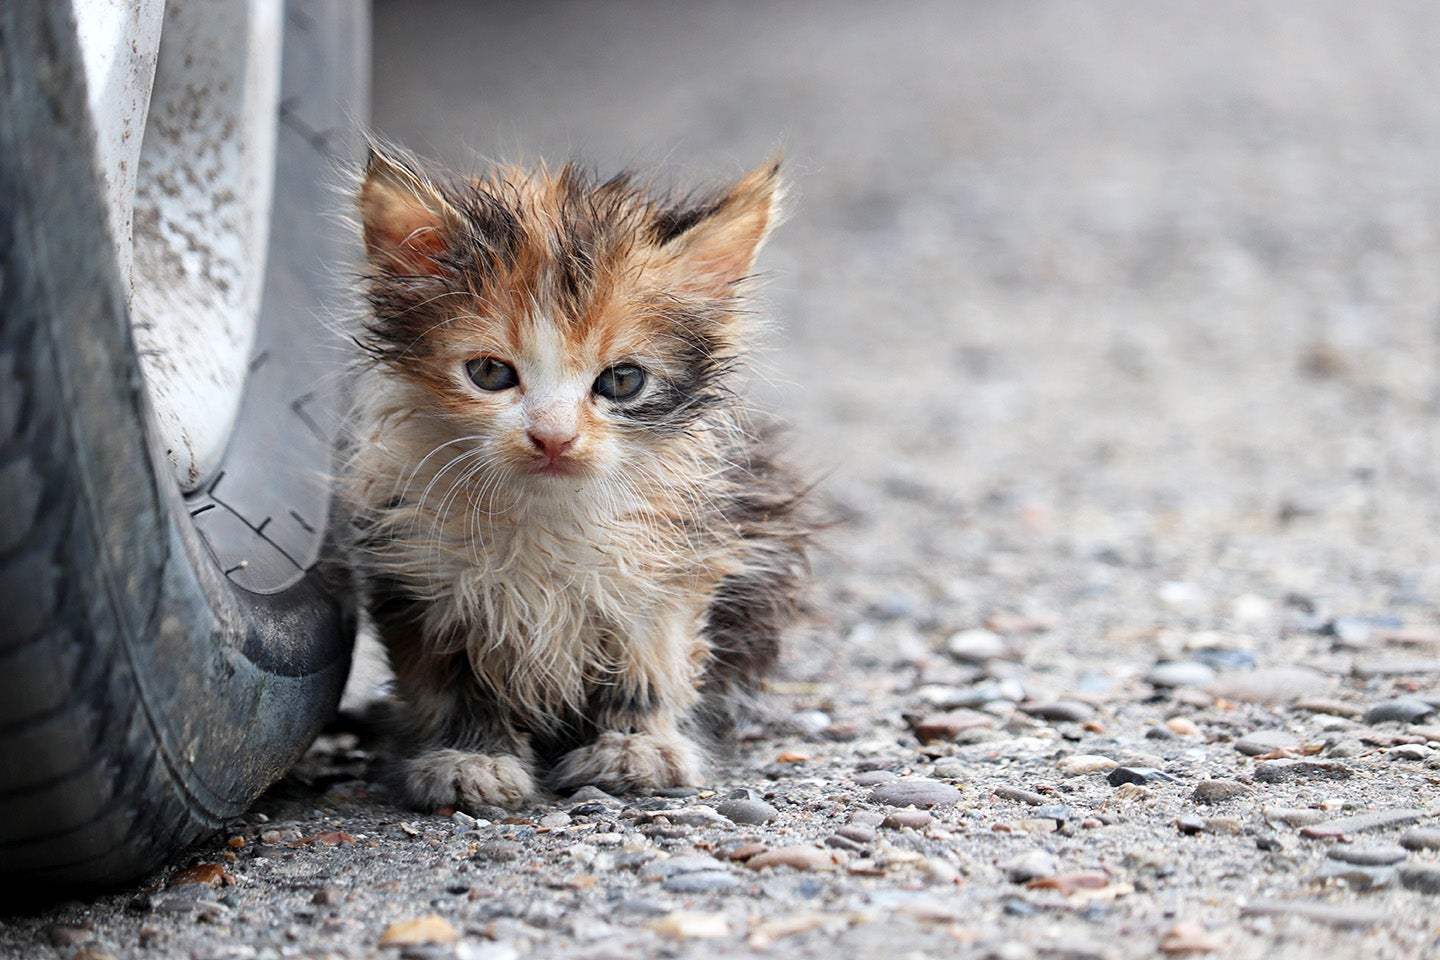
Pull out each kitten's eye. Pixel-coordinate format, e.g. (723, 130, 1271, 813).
(593, 364, 647, 401)
(465, 357, 519, 392)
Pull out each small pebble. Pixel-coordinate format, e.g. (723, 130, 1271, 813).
(945, 628, 1007, 662)
(912, 710, 995, 743)
(661, 805, 732, 828)
(649, 910, 729, 940)
(726, 842, 768, 862)
(1313, 862, 1395, 891)
(1107, 766, 1175, 787)
(835, 823, 877, 844)
(930, 758, 969, 779)
(473, 840, 524, 862)
(1234, 730, 1300, 756)
(871, 779, 961, 808)
(1252, 760, 1353, 783)
(1001, 849, 1057, 883)
(923, 858, 961, 884)
(1166, 717, 1201, 736)
(568, 786, 621, 805)
(1326, 845, 1408, 866)
(1292, 698, 1363, 719)
(1021, 699, 1097, 723)
(1159, 921, 1225, 955)
(882, 809, 934, 830)
(1399, 865, 1440, 895)
(1191, 779, 1248, 803)
(716, 798, 778, 826)
(745, 846, 839, 871)
(1388, 744, 1430, 761)
(788, 709, 833, 738)
(1057, 755, 1117, 775)
(1032, 804, 1072, 824)
(825, 833, 869, 853)
(993, 785, 1048, 806)
(1146, 661, 1217, 689)
(1175, 816, 1206, 835)
(1401, 829, 1440, 851)
(1298, 808, 1426, 838)
(854, 770, 898, 786)
(1362, 697, 1437, 725)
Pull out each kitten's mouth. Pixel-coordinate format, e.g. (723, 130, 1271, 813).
(528, 456, 583, 479)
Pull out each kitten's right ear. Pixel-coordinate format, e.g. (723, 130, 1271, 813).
(359, 148, 460, 276)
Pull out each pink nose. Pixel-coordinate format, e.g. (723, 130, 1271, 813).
(527, 429, 578, 460)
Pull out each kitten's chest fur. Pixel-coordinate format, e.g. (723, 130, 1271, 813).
(366, 450, 725, 728)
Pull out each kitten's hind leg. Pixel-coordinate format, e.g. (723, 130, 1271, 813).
(403, 747, 537, 812)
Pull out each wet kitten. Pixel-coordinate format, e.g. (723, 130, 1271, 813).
(349, 146, 811, 811)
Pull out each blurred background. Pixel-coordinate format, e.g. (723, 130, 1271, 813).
(370, 1, 1440, 668)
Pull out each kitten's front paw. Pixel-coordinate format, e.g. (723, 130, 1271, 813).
(404, 748, 536, 812)
(551, 731, 702, 794)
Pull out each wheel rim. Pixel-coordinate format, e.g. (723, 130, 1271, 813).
(75, 0, 283, 490)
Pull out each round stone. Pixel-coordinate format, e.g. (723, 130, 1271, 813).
(1363, 697, 1437, 725)
(1021, 700, 1096, 723)
(1057, 755, 1117, 776)
(1327, 845, 1408, 866)
(1146, 661, 1218, 689)
(945, 628, 1008, 662)
(1192, 779, 1248, 803)
(882, 809, 934, 830)
(1400, 829, 1440, 851)
(1001, 849, 1057, 883)
(1399, 865, 1440, 894)
(745, 846, 839, 871)
(716, 798, 778, 826)
(870, 779, 961, 808)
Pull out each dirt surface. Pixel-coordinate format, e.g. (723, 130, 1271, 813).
(8, 2, 1440, 958)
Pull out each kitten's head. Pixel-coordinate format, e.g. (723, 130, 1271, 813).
(357, 147, 782, 494)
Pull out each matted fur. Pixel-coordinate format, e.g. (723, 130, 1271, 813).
(348, 145, 811, 810)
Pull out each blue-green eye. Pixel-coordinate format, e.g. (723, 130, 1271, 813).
(465, 357, 519, 391)
(593, 364, 646, 401)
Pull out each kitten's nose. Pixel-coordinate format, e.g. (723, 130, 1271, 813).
(527, 428, 578, 461)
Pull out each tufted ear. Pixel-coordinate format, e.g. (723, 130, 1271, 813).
(662, 158, 783, 297)
(359, 147, 462, 276)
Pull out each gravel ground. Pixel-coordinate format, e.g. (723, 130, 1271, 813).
(8, 2, 1440, 958)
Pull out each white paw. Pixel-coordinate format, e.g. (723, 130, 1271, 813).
(552, 731, 702, 794)
(404, 748, 536, 811)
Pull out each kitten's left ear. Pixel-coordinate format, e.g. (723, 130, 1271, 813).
(664, 158, 784, 297)
(359, 147, 462, 277)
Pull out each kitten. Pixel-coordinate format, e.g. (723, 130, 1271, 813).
(348, 145, 811, 811)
